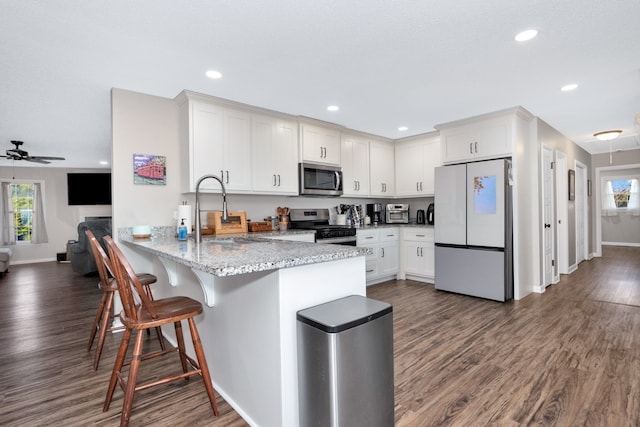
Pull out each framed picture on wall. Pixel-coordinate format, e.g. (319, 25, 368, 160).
(568, 169, 575, 201)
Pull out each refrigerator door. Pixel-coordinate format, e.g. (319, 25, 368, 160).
(434, 164, 466, 245)
(466, 159, 507, 248)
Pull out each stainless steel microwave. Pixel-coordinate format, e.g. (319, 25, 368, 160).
(299, 163, 343, 196)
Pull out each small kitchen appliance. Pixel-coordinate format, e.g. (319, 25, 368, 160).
(289, 208, 357, 245)
(366, 203, 383, 224)
(416, 209, 425, 224)
(427, 203, 435, 225)
(385, 204, 409, 224)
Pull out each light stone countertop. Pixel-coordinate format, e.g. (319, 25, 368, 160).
(119, 228, 368, 277)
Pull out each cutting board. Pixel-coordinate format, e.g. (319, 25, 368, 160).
(207, 211, 248, 235)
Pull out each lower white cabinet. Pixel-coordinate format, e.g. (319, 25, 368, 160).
(357, 228, 399, 284)
(401, 228, 434, 282)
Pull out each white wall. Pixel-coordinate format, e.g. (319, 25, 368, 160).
(0, 165, 111, 263)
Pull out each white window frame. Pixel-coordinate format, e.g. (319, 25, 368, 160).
(2, 179, 46, 245)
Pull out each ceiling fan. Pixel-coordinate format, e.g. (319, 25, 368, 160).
(1, 140, 65, 164)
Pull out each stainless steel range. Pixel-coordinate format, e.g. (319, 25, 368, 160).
(289, 208, 357, 245)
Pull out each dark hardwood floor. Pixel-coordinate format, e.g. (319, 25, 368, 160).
(1, 246, 639, 426)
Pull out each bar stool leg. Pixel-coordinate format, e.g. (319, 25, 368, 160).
(174, 321, 189, 376)
(87, 287, 109, 352)
(188, 317, 219, 416)
(120, 330, 145, 427)
(104, 328, 132, 412)
(92, 289, 116, 370)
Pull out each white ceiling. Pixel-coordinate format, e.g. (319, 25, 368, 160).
(1, 0, 639, 169)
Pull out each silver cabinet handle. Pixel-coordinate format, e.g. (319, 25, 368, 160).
(420, 247, 424, 256)
(381, 248, 385, 257)
(469, 143, 473, 154)
(420, 182, 423, 191)
(366, 268, 374, 273)
(365, 236, 374, 239)
(416, 234, 425, 237)
(474, 142, 478, 153)
(273, 174, 277, 186)
(416, 247, 420, 256)
(277, 174, 281, 186)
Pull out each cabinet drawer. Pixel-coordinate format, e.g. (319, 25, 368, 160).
(379, 228, 399, 242)
(365, 261, 379, 279)
(357, 229, 379, 245)
(402, 228, 434, 241)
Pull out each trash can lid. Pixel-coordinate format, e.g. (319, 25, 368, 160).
(297, 295, 392, 333)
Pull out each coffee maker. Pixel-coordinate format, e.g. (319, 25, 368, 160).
(366, 203, 383, 224)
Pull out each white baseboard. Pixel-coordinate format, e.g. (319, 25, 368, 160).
(602, 241, 640, 247)
(13, 257, 57, 265)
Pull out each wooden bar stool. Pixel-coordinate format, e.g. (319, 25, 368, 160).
(85, 230, 164, 370)
(102, 236, 219, 427)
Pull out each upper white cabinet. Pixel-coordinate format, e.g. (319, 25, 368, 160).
(436, 109, 524, 164)
(369, 139, 395, 196)
(300, 123, 341, 165)
(251, 114, 299, 195)
(178, 94, 252, 193)
(395, 132, 441, 197)
(341, 133, 370, 197)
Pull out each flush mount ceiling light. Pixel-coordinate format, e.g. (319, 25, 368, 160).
(561, 83, 578, 92)
(398, 126, 408, 132)
(515, 29, 538, 42)
(327, 105, 339, 112)
(205, 70, 222, 79)
(593, 130, 622, 141)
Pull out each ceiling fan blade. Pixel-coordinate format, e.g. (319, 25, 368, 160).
(25, 157, 51, 164)
(28, 156, 65, 161)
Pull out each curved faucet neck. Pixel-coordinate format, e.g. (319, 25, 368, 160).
(194, 174, 228, 243)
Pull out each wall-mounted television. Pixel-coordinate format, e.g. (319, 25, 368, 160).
(67, 173, 112, 205)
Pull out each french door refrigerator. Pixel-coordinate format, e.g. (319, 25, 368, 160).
(434, 159, 513, 301)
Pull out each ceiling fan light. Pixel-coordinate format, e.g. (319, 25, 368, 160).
(593, 130, 622, 141)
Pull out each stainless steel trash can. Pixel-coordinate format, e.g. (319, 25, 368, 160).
(297, 295, 394, 427)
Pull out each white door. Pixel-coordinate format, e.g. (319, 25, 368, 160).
(434, 164, 466, 245)
(556, 151, 569, 276)
(542, 146, 554, 288)
(466, 159, 507, 248)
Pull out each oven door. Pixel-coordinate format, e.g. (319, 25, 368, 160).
(317, 236, 357, 246)
(299, 163, 343, 196)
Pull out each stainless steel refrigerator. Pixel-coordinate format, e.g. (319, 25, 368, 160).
(434, 159, 513, 301)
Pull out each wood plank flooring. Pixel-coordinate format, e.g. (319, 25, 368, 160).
(1, 245, 639, 426)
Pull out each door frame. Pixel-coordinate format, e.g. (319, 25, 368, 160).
(574, 161, 588, 264)
(539, 145, 555, 291)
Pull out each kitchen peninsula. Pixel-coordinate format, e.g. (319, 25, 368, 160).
(120, 229, 368, 427)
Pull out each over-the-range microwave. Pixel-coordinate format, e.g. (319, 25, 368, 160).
(299, 163, 343, 196)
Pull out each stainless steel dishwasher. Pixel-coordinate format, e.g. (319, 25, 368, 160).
(297, 295, 394, 427)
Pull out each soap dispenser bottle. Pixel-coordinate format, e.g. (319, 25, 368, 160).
(178, 218, 188, 241)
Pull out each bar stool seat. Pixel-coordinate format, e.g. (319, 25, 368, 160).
(86, 230, 164, 370)
(103, 235, 218, 427)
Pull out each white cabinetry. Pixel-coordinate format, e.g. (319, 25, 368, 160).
(369, 139, 395, 196)
(395, 133, 441, 196)
(178, 95, 252, 193)
(401, 227, 434, 282)
(436, 110, 519, 164)
(341, 133, 370, 197)
(300, 123, 340, 165)
(357, 228, 399, 285)
(251, 114, 299, 195)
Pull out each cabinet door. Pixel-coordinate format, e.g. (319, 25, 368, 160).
(222, 108, 252, 192)
(369, 140, 395, 196)
(441, 117, 511, 164)
(421, 138, 441, 195)
(379, 243, 399, 276)
(341, 134, 370, 197)
(395, 141, 424, 196)
(404, 241, 428, 275)
(301, 124, 340, 165)
(191, 101, 225, 191)
(252, 115, 298, 195)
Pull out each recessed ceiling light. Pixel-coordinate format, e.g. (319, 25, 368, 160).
(327, 105, 339, 112)
(398, 126, 408, 132)
(515, 29, 538, 42)
(561, 83, 578, 92)
(205, 70, 222, 79)
(99, 160, 109, 165)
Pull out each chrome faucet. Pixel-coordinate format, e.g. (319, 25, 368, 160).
(194, 174, 228, 243)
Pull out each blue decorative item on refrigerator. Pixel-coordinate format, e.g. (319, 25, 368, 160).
(178, 218, 188, 241)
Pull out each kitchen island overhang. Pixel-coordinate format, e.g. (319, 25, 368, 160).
(119, 230, 368, 427)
